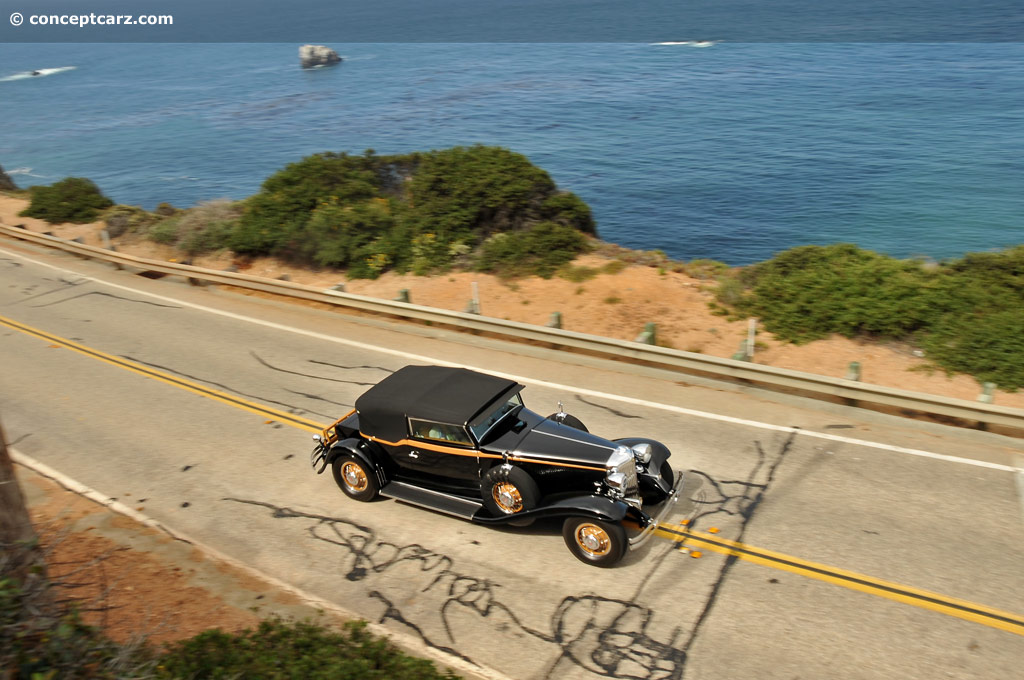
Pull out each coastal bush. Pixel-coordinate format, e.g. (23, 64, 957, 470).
(2, 550, 457, 679)
(476, 221, 589, 278)
(736, 244, 935, 343)
(157, 618, 459, 680)
(229, 146, 595, 277)
(20, 177, 114, 224)
(104, 204, 158, 237)
(175, 199, 243, 255)
(722, 243, 1024, 389)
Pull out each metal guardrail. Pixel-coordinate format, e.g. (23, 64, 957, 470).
(3, 221, 1023, 435)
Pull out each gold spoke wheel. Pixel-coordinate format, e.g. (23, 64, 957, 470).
(574, 523, 612, 557)
(341, 461, 368, 492)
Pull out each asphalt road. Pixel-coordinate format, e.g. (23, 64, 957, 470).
(2, 241, 1023, 680)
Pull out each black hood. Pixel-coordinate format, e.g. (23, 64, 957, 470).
(484, 409, 618, 467)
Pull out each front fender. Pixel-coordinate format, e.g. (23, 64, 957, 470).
(473, 494, 630, 525)
(327, 437, 387, 487)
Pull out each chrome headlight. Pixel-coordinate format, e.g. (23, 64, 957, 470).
(631, 442, 653, 464)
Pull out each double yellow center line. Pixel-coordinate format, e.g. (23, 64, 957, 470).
(655, 524, 1024, 636)
(3, 312, 1023, 637)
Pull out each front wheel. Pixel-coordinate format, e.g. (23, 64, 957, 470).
(332, 455, 379, 502)
(563, 517, 627, 567)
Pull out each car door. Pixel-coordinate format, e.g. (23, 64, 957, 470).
(402, 419, 481, 484)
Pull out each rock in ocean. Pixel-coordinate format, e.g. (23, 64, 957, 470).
(0, 164, 17, 191)
(299, 45, 342, 69)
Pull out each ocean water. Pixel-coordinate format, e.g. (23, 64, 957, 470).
(1, 41, 1023, 264)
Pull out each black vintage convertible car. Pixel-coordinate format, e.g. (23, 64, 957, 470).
(310, 365, 681, 566)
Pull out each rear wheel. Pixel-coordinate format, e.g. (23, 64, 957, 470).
(332, 455, 379, 502)
(563, 517, 627, 567)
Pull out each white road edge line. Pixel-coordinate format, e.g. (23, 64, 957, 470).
(1016, 456, 1024, 525)
(10, 448, 513, 680)
(4, 245, 1022, 475)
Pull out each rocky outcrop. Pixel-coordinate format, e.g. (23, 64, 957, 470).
(0, 164, 17, 191)
(299, 45, 342, 69)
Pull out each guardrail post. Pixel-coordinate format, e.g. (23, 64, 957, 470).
(465, 299, 481, 314)
(394, 289, 410, 303)
(546, 312, 562, 329)
(635, 322, 657, 345)
(845, 361, 861, 381)
(978, 382, 996, 403)
(731, 341, 751, 361)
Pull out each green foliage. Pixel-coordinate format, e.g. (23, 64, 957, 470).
(557, 264, 599, 282)
(737, 244, 936, 343)
(0, 571, 156, 679)
(140, 200, 243, 255)
(720, 243, 1024, 389)
(19, 177, 114, 224)
(156, 618, 459, 680)
(225, 146, 594, 278)
(104, 204, 158, 238)
(476, 221, 589, 278)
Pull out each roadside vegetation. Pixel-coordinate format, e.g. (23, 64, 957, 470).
(0, 562, 460, 679)
(21, 146, 593, 279)
(14, 162, 1024, 389)
(714, 243, 1024, 390)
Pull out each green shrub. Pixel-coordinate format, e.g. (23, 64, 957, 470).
(717, 242, 1024, 389)
(19, 177, 114, 223)
(104, 204, 158, 237)
(737, 244, 935, 343)
(476, 221, 589, 278)
(175, 199, 243, 255)
(157, 618, 459, 680)
(228, 146, 596, 278)
(147, 218, 181, 245)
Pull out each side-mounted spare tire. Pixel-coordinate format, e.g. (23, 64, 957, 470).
(481, 464, 540, 516)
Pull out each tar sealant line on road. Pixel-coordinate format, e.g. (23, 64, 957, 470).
(1016, 456, 1024, 524)
(9, 448, 514, 680)
(3, 245, 1022, 475)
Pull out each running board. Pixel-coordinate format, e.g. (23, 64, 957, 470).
(380, 481, 482, 520)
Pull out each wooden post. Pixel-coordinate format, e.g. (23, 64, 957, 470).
(0, 417, 52, 609)
(747, 318, 757, 359)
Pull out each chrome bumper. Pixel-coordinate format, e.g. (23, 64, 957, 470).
(628, 472, 684, 547)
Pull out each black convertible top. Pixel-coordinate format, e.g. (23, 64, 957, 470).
(356, 365, 521, 441)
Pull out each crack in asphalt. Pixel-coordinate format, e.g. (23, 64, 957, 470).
(308, 360, 394, 374)
(281, 388, 353, 409)
(9, 277, 88, 305)
(31, 291, 180, 309)
(678, 432, 796, 655)
(121, 354, 336, 421)
(251, 351, 378, 386)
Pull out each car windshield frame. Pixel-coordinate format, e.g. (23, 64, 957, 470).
(468, 392, 524, 444)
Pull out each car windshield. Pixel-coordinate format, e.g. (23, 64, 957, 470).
(469, 393, 523, 442)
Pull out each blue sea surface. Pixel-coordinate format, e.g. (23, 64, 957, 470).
(1, 41, 1022, 264)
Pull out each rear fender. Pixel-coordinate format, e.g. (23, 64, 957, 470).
(328, 438, 387, 488)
